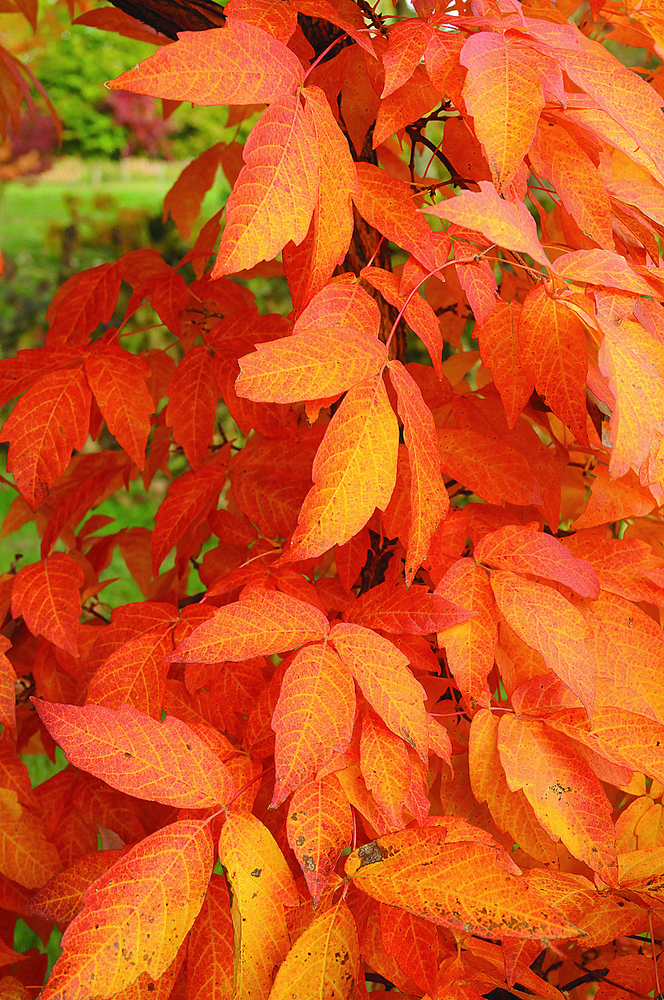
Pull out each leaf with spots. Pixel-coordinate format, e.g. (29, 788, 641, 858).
(41, 819, 214, 1000)
(345, 826, 577, 939)
(286, 774, 352, 905)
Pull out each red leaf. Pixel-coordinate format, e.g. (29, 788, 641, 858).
(47, 263, 122, 344)
(187, 874, 234, 1000)
(1, 365, 91, 510)
(344, 580, 471, 634)
(166, 345, 218, 469)
(34, 701, 235, 809)
(163, 142, 226, 239)
(85, 347, 153, 468)
(476, 523, 600, 598)
(12, 553, 83, 656)
(152, 448, 229, 574)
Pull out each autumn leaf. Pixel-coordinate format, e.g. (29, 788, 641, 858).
(286, 773, 352, 904)
(345, 826, 577, 939)
(187, 874, 234, 1000)
(236, 328, 387, 403)
(284, 374, 398, 561)
(85, 347, 153, 469)
(0, 788, 61, 889)
(343, 580, 471, 634)
(107, 17, 304, 104)
(497, 714, 619, 885)
(330, 622, 428, 760)
(424, 182, 549, 266)
(12, 553, 83, 656)
(475, 523, 600, 598)
(41, 819, 214, 1000)
(490, 569, 596, 715)
(170, 589, 329, 662)
(219, 812, 298, 1000)
(34, 701, 235, 809)
(1, 365, 91, 510)
(165, 345, 218, 469)
(271, 641, 355, 806)
(460, 33, 545, 192)
(436, 558, 497, 709)
(387, 361, 450, 584)
(268, 901, 360, 1000)
(212, 92, 320, 277)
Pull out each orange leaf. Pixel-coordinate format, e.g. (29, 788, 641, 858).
(268, 900, 360, 1000)
(294, 86, 360, 307)
(544, 704, 664, 786)
(518, 283, 588, 444)
(218, 812, 298, 1000)
(553, 249, 655, 295)
(165, 345, 218, 469)
(1, 365, 91, 510)
(437, 428, 541, 507)
(529, 122, 612, 249)
(85, 347, 153, 469)
(107, 18, 303, 104)
(497, 714, 618, 885)
(293, 275, 381, 337)
(360, 709, 411, 829)
(0, 637, 16, 739)
(285, 374, 398, 561)
(379, 903, 438, 997)
(475, 523, 599, 598)
(212, 92, 320, 277)
(12, 553, 83, 656)
(363, 269, 443, 377)
(330, 622, 428, 760)
(381, 20, 434, 98)
(34, 701, 235, 808)
(354, 163, 438, 272)
(0, 788, 61, 889)
(475, 301, 533, 428)
(286, 773, 352, 904)
(236, 328, 387, 403)
(490, 569, 595, 715)
(345, 826, 577, 939)
(598, 316, 664, 478)
(436, 559, 497, 709)
(469, 710, 558, 866)
(170, 589, 330, 663)
(557, 37, 664, 184)
(373, 69, 440, 149)
(187, 873, 234, 1000)
(460, 33, 544, 192)
(42, 819, 214, 1000)
(271, 642, 355, 806)
(388, 360, 449, 583)
(29, 849, 124, 924)
(85, 629, 172, 720)
(424, 182, 549, 266)
(343, 580, 471, 634)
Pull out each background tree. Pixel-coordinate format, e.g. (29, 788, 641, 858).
(1, 0, 664, 997)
